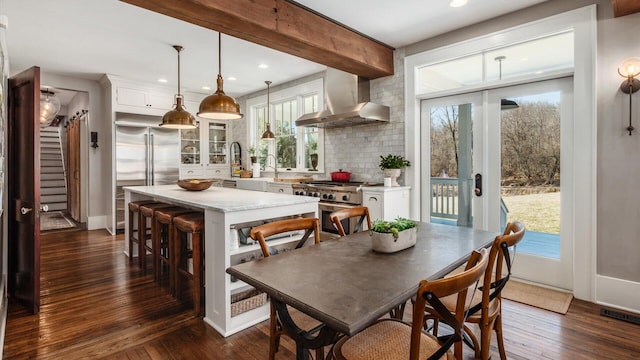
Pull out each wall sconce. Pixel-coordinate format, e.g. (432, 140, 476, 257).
(618, 58, 640, 135)
(91, 131, 98, 148)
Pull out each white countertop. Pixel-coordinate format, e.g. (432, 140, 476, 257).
(124, 184, 319, 213)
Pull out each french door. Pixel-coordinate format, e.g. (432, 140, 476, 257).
(421, 77, 573, 290)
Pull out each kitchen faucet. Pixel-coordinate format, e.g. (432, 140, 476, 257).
(264, 154, 279, 179)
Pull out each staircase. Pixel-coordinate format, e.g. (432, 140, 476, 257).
(40, 126, 67, 211)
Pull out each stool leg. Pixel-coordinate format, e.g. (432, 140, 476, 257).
(192, 231, 203, 317)
(138, 210, 146, 270)
(173, 230, 184, 299)
(128, 208, 135, 263)
(167, 222, 175, 296)
(153, 218, 162, 281)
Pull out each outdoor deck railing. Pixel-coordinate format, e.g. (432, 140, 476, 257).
(431, 177, 509, 229)
(431, 178, 459, 220)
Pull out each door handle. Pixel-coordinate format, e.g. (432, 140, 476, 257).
(40, 204, 49, 213)
(21, 207, 33, 215)
(474, 173, 482, 197)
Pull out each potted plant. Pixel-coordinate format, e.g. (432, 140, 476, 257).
(248, 146, 257, 164)
(369, 217, 418, 253)
(379, 154, 411, 186)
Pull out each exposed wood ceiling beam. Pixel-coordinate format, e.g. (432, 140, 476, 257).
(610, 0, 640, 17)
(119, 0, 395, 79)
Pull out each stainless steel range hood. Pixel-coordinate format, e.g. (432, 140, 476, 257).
(295, 68, 390, 128)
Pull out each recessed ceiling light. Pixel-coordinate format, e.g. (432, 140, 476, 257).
(520, 57, 529, 61)
(449, 0, 467, 7)
(228, 76, 237, 81)
(258, 64, 269, 69)
(158, 78, 168, 83)
(202, 86, 211, 90)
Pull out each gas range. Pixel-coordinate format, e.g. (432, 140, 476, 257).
(291, 181, 381, 205)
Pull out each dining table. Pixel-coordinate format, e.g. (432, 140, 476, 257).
(226, 222, 498, 360)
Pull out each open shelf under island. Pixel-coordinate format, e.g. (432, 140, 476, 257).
(124, 184, 319, 337)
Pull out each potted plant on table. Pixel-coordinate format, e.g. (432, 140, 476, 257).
(379, 154, 411, 186)
(369, 217, 418, 253)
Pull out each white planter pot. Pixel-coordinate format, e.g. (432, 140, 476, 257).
(383, 168, 402, 186)
(370, 227, 417, 253)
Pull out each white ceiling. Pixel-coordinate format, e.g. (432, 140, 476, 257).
(2, 0, 549, 104)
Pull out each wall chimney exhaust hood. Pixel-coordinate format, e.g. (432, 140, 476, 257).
(295, 68, 390, 128)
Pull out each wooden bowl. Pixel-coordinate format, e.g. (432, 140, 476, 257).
(177, 179, 214, 191)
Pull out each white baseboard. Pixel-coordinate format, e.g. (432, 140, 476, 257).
(595, 275, 640, 314)
(87, 215, 107, 231)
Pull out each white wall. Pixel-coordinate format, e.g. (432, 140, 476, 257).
(594, 3, 640, 307)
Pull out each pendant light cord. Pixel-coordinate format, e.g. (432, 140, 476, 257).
(176, 46, 182, 97)
(266, 80, 271, 126)
(218, 32, 222, 78)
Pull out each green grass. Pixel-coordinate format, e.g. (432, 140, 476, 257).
(502, 192, 560, 234)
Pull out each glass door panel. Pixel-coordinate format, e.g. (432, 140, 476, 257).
(180, 127, 200, 165)
(488, 78, 573, 290)
(421, 93, 483, 228)
(208, 122, 227, 165)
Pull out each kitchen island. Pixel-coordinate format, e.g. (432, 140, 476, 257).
(124, 184, 319, 336)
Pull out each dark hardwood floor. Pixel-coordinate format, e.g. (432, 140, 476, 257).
(3, 229, 640, 359)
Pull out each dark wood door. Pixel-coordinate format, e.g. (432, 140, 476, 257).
(8, 66, 41, 314)
(66, 117, 80, 221)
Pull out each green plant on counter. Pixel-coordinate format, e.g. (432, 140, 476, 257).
(379, 154, 411, 170)
(370, 217, 417, 239)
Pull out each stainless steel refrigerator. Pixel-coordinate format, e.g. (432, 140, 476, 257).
(115, 116, 180, 231)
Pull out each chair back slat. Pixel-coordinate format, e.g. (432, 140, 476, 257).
(468, 221, 525, 317)
(250, 218, 320, 257)
(411, 248, 490, 360)
(329, 206, 372, 237)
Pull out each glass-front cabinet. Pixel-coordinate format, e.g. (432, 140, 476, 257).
(179, 120, 230, 179)
(208, 122, 227, 165)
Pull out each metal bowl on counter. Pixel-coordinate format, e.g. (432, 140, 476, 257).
(177, 179, 214, 191)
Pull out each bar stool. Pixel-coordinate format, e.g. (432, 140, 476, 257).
(153, 206, 197, 292)
(173, 212, 205, 317)
(138, 202, 174, 273)
(128, 200, 160, 267)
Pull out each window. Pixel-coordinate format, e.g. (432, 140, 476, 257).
(248, 78, 324, 172)
(416, 31, 574, 95)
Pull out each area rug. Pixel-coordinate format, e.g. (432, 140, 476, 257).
(41, 211, 75, 231)
(502, 279, 573, 314)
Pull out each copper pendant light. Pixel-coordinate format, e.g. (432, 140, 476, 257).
(160, 45, 197, 129)
(261, 80, 275, 140)
(198, 32, 243, 120)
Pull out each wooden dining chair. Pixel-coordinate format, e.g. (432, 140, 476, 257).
(329, 206, 371, 237)
(332, 248, 489, 360)
(250, 217, 324, 360)
(424, 221, 526, 360)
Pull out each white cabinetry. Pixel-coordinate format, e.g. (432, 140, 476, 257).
(362, 186, 411, 221)
(115, 86, 174, 112)
(267, 183, 293, 195)
(179, 120, 230, 179)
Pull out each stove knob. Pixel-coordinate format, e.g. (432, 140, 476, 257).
(327, 194, 335, 200)
(342, 194, 350, 201)
(307, 192, 314, 197)
(314, 192, 320, 198)
(322, 194, 328, 200)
